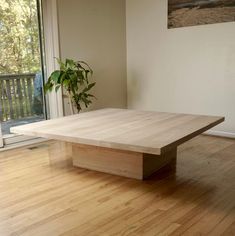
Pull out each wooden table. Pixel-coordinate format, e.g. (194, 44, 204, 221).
(11, 108, 224, 180)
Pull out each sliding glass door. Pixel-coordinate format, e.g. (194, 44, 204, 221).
(0, 0, 47, 146)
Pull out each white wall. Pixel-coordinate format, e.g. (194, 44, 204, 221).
(126, 0, 235, 134)
(57, 0, 127, 115)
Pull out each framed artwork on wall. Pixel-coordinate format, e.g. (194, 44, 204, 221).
(168, 0, 235, 29)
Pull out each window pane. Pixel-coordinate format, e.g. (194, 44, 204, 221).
(0, 0, 46, 136)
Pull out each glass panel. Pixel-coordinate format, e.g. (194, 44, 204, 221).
(0, 0, 46, 136)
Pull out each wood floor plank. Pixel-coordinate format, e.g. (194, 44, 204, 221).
(0, 135, 234, 236)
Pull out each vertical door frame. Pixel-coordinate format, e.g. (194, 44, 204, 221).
(42, 0, 64, 119)
(0, 123, 3, 148)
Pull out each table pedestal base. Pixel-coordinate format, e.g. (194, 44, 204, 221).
(72, 144, 177, 180)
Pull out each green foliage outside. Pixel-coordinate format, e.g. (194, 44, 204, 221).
(0, 0, 43, 124)
(0, 0, 40, 74)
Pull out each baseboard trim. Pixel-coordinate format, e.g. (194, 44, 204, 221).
(0, 138, 48, 152)
(204, 130, 235, 139)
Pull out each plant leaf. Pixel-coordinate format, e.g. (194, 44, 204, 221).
(87, 94, 97, 99)
(66, 59, 77, 70)
(55, 85, 61, 92)
(44, 77, 54, 93)
(50, 70, 61, 83)
(78, 61, 93, 75)
(82, 82, 96, 93)
(55, 58, 66, 70)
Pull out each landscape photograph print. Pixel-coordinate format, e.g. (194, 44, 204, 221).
(168, 0, 235, 28)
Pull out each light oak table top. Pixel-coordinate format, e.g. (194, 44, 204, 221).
(11, 108, 224, 155)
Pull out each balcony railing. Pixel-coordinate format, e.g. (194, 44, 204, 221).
(0, 73, 44, 122)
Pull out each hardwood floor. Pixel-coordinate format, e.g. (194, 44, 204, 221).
(0, 135, 235, 236)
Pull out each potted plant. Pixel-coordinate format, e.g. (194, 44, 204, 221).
(44, 58, 95, 114)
